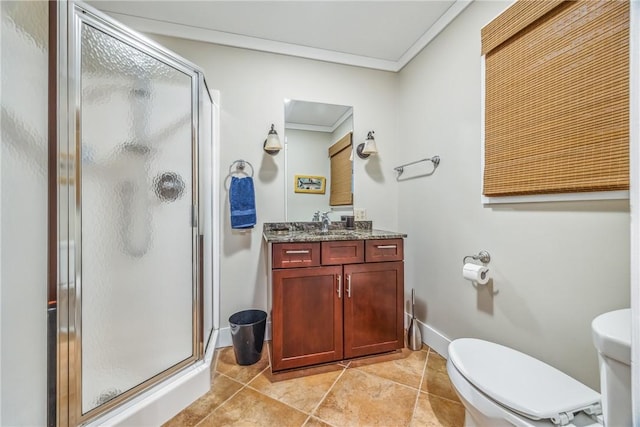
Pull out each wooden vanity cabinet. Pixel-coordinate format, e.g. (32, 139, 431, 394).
(271, 238, 404, 372)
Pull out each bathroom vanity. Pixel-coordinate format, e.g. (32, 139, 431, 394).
(263, 223, 406, 371)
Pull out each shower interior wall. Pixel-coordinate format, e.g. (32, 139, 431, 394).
(1, 1, 49, 425)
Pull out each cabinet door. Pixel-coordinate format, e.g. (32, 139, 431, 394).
(343, 262, 404, 358)
(272, 266, 343, 371)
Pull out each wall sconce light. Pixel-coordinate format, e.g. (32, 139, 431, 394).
(263, 124, 282, 155)
(356, 131, 378, 159)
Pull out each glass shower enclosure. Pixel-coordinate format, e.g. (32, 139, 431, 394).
(54, 2, 216, 425)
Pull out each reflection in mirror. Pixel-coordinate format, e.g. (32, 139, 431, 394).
(284, 100, 354, 221)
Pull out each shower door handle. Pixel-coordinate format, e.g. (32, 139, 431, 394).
(192, 205, 198, 228)
(198, 234, 204, 357)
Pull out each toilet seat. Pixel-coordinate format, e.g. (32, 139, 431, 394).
(448, 338, 601, 425)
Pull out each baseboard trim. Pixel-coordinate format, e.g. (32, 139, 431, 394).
(405, 312, 451, 358)
(217, 317, 450, 358)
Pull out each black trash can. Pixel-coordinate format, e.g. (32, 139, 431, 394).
(228, 309, 267, 365)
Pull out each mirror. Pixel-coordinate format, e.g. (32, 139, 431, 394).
(284, 99, 354, 221)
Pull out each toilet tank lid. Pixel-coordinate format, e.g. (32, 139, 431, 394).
(592, 308, 631, 365)
(448, 338, 601, 421)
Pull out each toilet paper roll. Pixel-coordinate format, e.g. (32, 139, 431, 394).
(463, 263, 490, 285)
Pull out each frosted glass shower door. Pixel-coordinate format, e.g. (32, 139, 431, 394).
(78, 20, 197, 414)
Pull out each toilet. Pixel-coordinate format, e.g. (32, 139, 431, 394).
(446, 309, 631, 427)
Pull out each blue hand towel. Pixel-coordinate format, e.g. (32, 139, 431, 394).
(230, 176, 256, 229)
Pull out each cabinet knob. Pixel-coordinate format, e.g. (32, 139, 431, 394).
(337, 275, 342, 298)
(346, 274, 352, 298)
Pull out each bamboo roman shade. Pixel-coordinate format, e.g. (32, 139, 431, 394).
(329, 132, 353, 206)
(482, 0, 629, 197)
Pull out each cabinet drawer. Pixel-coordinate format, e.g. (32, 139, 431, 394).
(321, 240, 365, 265)
(365, 239, 404, 262)
(273, 242, 321, 268)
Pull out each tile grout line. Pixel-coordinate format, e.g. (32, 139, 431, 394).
(243, 363, 345, 427)
(192, 352, 269, 427)
(193, 347, 462, 427)
(421, 348, 467, 405)
(243, 381, 323, 425)
(417, 349, 465, 406)
(193, 373, 251, 427)
(408, 347, 431, 426)
(244, 356, 346, 427)
(302, 361, 351, 427)
(351, 364, 424, 393)
(193, 382, 250, 427)
(349, 354, 425, 393)
(419, 347, 430, 395)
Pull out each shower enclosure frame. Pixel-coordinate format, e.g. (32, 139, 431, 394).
(52, 2, 216, 425)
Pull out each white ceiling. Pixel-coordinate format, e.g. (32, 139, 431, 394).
(285, 100, 353, 131)
(87, 1, 472, 72)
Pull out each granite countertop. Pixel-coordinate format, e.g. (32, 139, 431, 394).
(263, 221, 407, 243)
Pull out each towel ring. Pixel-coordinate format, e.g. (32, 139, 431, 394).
(229, 160, 254, 177)
(225, 160, 255, 191)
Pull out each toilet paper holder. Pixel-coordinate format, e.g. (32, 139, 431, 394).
(462, 250, 491, 265)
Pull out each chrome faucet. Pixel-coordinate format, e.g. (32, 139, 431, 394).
(321, 212, 331, 232)
(312, 211, 320, 222)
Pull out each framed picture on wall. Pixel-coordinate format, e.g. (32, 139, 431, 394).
(294, 175, 326, 194)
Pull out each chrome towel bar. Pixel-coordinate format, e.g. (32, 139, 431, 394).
(394, 156, 440, 177)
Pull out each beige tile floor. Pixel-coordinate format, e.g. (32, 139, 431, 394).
(164, 344, 465, 427)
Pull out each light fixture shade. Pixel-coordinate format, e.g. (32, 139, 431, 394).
(264, 124, 282, 154)
(356, 130, 378, 159)
(362, 131, 378, 155)
(362, 138, 378, 155)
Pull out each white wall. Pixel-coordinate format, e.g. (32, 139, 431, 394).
(397, 0, 630, 391)
(285, 129, 331, 221)
(151, 35, 401, 324)
(1, 1, 49, 425)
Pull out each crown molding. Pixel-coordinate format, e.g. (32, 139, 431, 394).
(396, 0, 472, 70)
(105, 0, 472, 73)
